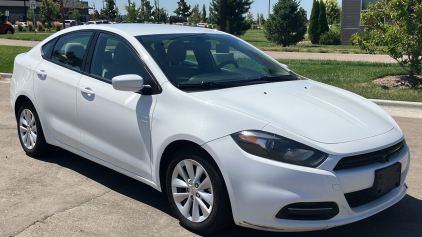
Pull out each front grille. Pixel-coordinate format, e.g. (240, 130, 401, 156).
(345, 188, 388, 208)
(334, 140, 405, 170)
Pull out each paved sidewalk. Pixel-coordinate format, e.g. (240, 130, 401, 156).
(0, 38, 39, 47)
(264, 51, 396, 63)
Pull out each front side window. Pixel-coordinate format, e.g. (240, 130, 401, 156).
(137, 33, 296, 91)
(50, 31, 93, 71)
(90, 33, 147, 83)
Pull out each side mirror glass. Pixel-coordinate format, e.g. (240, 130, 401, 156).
(112, 74, 144, 92)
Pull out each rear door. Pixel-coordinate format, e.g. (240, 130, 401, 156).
(76, 32, 158, 179)
(33, 31, 94, 148)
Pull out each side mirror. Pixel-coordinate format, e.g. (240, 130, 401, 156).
(112, 74, 144, 92)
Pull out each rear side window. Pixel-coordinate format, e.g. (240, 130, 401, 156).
(50, 31, 93, 71)
(41, 40, 54, 58)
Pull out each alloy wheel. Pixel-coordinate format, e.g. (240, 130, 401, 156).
(19, 109, 37, 149)
(171, 159, 214, 223)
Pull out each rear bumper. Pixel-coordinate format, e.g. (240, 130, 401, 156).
(202, 135, 410, 232)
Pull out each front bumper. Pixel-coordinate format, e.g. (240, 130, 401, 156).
(202, 135, 410, 232)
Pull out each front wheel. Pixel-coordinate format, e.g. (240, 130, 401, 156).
(17, 101, 51, 157)
(6, 29, 13, 34)
(165, 147, 233, 234)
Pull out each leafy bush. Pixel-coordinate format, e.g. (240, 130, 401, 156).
(27, 21, 33, 32)
(319, 28, 341, 45)
(36, 21, 43, 32)
(53, 21, 61, 31)
(15, 21, 23, 32)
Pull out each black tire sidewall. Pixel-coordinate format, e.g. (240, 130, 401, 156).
(165, 147, 232, 234)
(17, 102, 49, 156)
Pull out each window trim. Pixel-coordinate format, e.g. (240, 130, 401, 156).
(83, 30, 162, 95)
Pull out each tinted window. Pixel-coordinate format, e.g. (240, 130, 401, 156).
(137, 33, 296, 91)
(90, 33, 148, 83)
(41, 40, 54, 58)
(51, 31, 92, 71)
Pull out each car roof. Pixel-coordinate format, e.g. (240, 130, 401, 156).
(74, 23, 222, 36)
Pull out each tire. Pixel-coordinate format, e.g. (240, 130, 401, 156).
(165, 147, 233, 234)
(17, 101, 51, 157)
(6, 29, 13, 34)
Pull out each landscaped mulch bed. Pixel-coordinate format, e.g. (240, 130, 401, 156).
(373, 75, 422, 89)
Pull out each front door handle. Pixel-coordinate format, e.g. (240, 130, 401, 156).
(35, 69, 47, 77)
(79, 87, 95, 96)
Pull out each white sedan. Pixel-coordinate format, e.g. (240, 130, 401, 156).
(10, 24, 410, 234)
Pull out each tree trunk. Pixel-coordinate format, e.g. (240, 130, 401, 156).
(60, 1, 65, 29)
(409, 68, 414, 79)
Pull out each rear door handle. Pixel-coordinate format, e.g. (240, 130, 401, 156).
(35, 69, 47, 77)
(79, 87, 95, 96)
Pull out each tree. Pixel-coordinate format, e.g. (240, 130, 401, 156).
(259, 13, 266, 25)
(201, 4, 207, 23)
(246, 12, 254, 25)
(152, 0, 168, 23)
(40, 0, 61, 24)
(210, 0, 253, 36)
(264, 0, 307, 47)
(124, 0, 139, 23)
(308, 0, 320, 44)
(139, 0, 153, 22)
(351, 0, 422, 79)
(90, 10, 100, 20)
(54, 0, 81, 29)
(72, 8, 80, 21)
(27, 8, 34, 21)
(174, 0, 192, 22)
(318, 0, 329, 36)
(100, 0, 117, 20)
(323, 0, 341, 25)
(190, 4, 201, 23)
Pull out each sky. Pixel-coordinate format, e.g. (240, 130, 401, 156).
(89, 0, 341, 20)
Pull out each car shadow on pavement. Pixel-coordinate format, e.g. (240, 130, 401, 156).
(40, 146, 174, 217)
(39, 147, 422, 237)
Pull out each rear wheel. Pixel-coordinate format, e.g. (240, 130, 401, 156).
(165, 147, 233, 234)
(17, 101, 51, 157)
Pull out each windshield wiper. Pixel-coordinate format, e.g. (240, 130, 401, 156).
(178, 81, 235, 89)
(244, 75, 296, 82)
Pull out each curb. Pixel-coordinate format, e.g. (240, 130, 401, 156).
(0, 73, 12, 79)
(370, 99, 422, 112)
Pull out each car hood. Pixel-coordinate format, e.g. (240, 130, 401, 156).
(190, 80, 394, 144)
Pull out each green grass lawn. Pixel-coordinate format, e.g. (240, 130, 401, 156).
(0, 32, 53, 41)
(241, 30, 384, 54)
(0, 46, 32, 73)
(282, 59, 421, 102)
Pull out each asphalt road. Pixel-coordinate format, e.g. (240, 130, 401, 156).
(1, 82, 422, 237)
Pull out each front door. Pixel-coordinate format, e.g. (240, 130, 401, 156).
(76, 33, 155, 179)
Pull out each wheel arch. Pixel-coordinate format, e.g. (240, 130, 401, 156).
(14, 95, 34, 119)
(158, 140, 227, 196)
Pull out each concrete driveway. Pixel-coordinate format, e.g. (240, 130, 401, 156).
(1, 82, 422, 237)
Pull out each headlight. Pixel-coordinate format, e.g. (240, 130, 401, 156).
(230, 131, 328, 168)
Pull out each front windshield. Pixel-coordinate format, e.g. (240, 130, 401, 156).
(137, 33, 297, 91)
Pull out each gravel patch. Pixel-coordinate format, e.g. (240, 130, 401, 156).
(373, 75, 422, 89)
